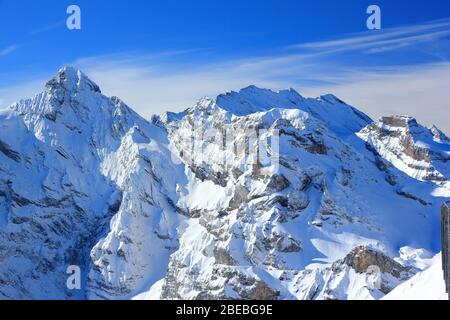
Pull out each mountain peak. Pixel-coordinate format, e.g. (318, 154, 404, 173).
(237, 85, 304, 100)
(45, 66, 101, 94)
(430, 125, 450, 143)
(358, 115, 450, 182)
(319, 93, 346, 105)
(214, 85, 305, 116)
(375, 116, 449, 141)
(378, 115, 418, 128)
(240, 84, 261, 91)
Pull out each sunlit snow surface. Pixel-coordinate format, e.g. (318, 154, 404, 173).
(383, 253, 447, 300)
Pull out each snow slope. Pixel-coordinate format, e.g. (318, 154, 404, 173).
(383, 253, 448, 300)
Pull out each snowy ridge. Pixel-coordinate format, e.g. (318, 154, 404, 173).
(214, 85, 372, 136)
(358, 116, 450, 184)
(0, 67, 449, 300)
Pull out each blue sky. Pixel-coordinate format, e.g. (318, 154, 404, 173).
(0, 0, 450, 131)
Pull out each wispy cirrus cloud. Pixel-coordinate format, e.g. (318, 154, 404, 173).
(300, 62, 450, 131)
(0, 45, 17, 57)
(290, 18, 450, 55)
(30, 20, 65, 35)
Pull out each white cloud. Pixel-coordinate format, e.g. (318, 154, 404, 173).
(0, 45, 17, 57)
(30, 21, 65, 35)
(291, 18, 450, 55)
(299, 62, 450, 132)
(72, 53, 293, 108)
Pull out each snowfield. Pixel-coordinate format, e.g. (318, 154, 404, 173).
(0, 67, 448, 300)
(383, 253, 447, 300)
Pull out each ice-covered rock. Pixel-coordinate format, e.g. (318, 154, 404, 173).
(358, 116, 450, 183)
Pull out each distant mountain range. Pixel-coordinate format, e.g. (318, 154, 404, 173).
(0, 67, 448, 300)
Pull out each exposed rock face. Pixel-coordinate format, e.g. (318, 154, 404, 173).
(0, 68, 449, 300)
(267, 174, 291, 192)
(358, 116, 450, 182)
(341, 246, 410, 278)
(337, 246, 413, 295)
(310, 246, 415, 298)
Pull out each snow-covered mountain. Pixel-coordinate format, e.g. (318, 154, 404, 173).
(0, 67, 448, 300)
